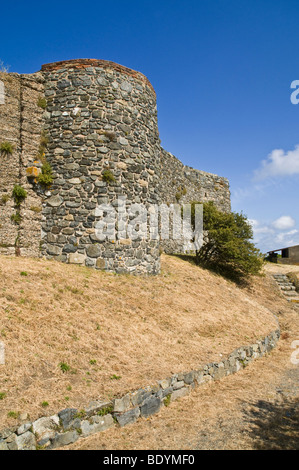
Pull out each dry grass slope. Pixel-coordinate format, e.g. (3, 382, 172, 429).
(0, 254, 278, 429)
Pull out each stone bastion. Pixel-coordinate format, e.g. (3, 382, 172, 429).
(0, 59, 231, 274)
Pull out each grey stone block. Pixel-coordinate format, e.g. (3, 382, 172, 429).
(0, 428, 16, 440)
(140, 396, 161, 418)
(131, 388, 152, 407)
(0, 440, 9, 450)
(115, 407, 140, 427)
(173, 380, 185, 390)
(113, 394, 131, 413)
(15, 431, 36, 450)
(213, 363, 225, 380)
(171, 387, 190, 402)
(32, 415, 60, 441)
(184, 371, 195, 385)
(84, 400, 112, 417)
(17, 423, 32, 435)
(50, 430, 79, 449)
(80, 414, 114, 437)
(58, 408, 78, 429)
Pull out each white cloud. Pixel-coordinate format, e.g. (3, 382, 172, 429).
(248, 219, 258, 228)
(255, 145, 299, 180)
(272, 215, 296, 230)
(276, 229, 298, 244)
(249, 219, 274, 235)
(250, 217, 299, 253)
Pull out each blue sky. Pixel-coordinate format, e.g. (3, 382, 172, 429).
(1, 0, 299, 253)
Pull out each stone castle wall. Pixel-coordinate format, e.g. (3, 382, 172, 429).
(0, 72, 45, 258)
(40, 59, 161, 274)
(160, 148, 230, 211)
(0, 59, 231, 273)
(159, 148, 231, 253)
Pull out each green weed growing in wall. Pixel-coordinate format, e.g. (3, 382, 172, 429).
(175, 185, 187, 201)
(37, 96, 47, 109)
(102, 169, 116, 184)
(11, 212, 22, 225)
(12, 185, 27, 207)
(0, 194, 9, 205)
(36, 129, 49, 163)
(0, 141, 14, 155)
(38, 162, 53, 187)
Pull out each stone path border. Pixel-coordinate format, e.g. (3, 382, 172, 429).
(0, 328, 280, 450)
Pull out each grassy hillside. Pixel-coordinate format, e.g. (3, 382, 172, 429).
(0, 254, 279, 428)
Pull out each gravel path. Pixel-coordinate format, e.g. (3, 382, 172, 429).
(191, 365, 299, 450)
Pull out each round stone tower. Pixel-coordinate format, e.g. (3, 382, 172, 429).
(40, 59, 161, 274)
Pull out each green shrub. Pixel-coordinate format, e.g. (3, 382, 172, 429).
(59, 362, 70, 373)
(164, 394, 171, 407)
(1, 194, 9, 205)
(37, 162, 53, 187)
(0, 141, 14, 155)
(102, 169, 116, 183)
(12, 185, 27, 206)
(102, 131, 116, 141)
(11, 212, 22, 225)
(110, 374, 121, 380)
(97, 405, 114, 416)
(39, 130, 49, 151)
(175, 185, 187, 201)
(30, 206, 42, 213)
(36, 130, 49, 164)
(190, 201, 264, 282)
(37, 96, 47, 109)
(74, 410, 86, 419)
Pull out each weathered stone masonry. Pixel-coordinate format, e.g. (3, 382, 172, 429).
(0, 72, 44, 258)
(0, 59, 231, 273)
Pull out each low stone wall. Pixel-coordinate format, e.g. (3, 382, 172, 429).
(0, 328, 280, 450)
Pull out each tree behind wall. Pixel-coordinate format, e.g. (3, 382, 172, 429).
(191, 201, 264, 281)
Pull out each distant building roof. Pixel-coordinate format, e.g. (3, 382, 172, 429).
(267, 244, 299, 253)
